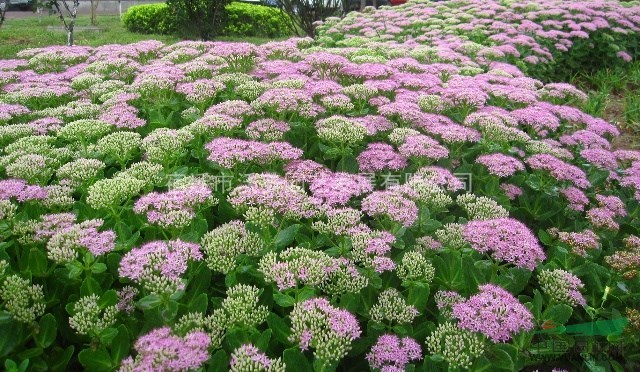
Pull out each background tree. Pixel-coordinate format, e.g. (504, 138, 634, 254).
(166, 0, 231, 41)
(0, 0, 7, 29)
(90, 0, 99, 25)
(277, 0, 341, 37)
(41, 0, 81, 46)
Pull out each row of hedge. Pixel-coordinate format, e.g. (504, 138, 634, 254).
(122, 2, 290, 38)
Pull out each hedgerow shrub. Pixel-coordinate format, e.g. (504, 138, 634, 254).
(122, 2, 290, 38)
(121, 3, 175, 35)
(224, 2, 289, 37)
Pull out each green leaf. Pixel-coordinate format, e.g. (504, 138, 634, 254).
(283, 348, 312, 371)
(49, 345, 74, 372)
(407, 284, 430, 311)
(496, 267, 531, 295)
(90, 263, 107, 274)
(0, 310, 12, 324)
(488, 347, 514, 370)
(80, 277, 102, 297)
(111, 326, 130, 365)
(78, 348, 112, 372)
(28, 249, 48, 276)
(253, 329, 272, 350)
(66, 262, 83, 279)
(98, 327, 119, 345)
(274, 224, 302, 249)
(160, 300, 179, 322)
(137, 294, 162, 310)
(0, 320, 23, 357)
(208, 350, 229, 372)
(98, 290, 118, 308)
(297, 287, 315, 302)
(188, 293, 208, 314)
(266, 313, 290, 344)
(4, 360, 17, 371)
(35, 313, 57, 349)
(543, 304, 573, 326)
(17, 346, 43, 359)
(274, 293, 296, 307)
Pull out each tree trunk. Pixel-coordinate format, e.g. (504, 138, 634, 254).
(90, 0, 99, 26)
(67, 27, 73, 46)
(0, 0, 7, 29)
(360, 0, 366, 11)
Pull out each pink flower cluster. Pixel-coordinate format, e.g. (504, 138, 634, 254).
(120, 327, 211, 371)
(119, 240, 202, 293)
(366, 334, 422, 371)
(206, 137, 303, 168)
(0, 179, 48, 202)
(133, 183, 213, 228)
(476, 153, 525, 177)
(462, 218, 546, 270)
(452, 284, 534, 343)
(526, 153, 590, 189)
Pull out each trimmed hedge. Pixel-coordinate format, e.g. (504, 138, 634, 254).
(122, 3, 175, 35)
(224, 2, 289, 38)
(122, 2, 290, 38)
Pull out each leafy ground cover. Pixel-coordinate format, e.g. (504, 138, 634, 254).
(0, 1, 640, 371)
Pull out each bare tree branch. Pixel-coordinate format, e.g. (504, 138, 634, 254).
(0, 0, 8, 29)
(45, 0, 80, 46)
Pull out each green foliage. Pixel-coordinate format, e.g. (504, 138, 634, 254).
(165, 0, 232, 40)
(122, 2, 176, 35)
(223, 2, 289, 38)
(122, 2, 290, 38)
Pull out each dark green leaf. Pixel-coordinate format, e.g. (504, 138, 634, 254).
(98, 327, 119, 345)
(407, 284, 430, 311)
(266, 313, 290, 344)
(273, 293, 296, 307)
(80, 277, 102, 297)
(0, 310, 12, 324)
(111, 325, 130, 365)
(90, 263, 107, 274)
(78, 348, 112, 371)
(28, 249, 48, 276)
(253, 329, 272, 350)
(49, 345, 74, 372)
(188, 293, 208, 314)
(35, 313, 57, 349)
(208, 350, 229, 372)
(543, 304, 573, 326)
(137, 294, 162, 310)
(98, 290, 118, 308)
(274, 224, 302, 249)
(283, 348, 312, 371)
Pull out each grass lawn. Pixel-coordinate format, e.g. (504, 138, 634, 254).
(0, 14, 278, 59)
(571, 61, 640, 149)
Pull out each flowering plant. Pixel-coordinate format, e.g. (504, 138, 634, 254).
(0, 6, 640, 370)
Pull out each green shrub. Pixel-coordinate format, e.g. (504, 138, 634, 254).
(166, 0, 231, 41)
(123, 2, 290, 38)
(122, 3, 175, 35)
(223, 2, 289, 38)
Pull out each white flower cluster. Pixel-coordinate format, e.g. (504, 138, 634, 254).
(425, 322, 485, 369)
(68, 294, 118, 337)
(200, 221, 264, 274)
(0, 274, 46, 324)
(456, 193, 509, 220)
(396, 251, 436, 284)
(370, 288, 419, 325)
